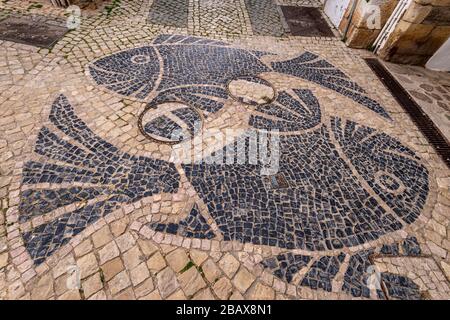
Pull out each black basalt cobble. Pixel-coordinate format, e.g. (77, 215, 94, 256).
(261, 253, 311, 283)
(261, 238, 424, 298)
(300, 253, 345, 292)
(271, 52, 391, 119)
(249, 88, 321, 131)
(182, 120, 428, 251)
(144, 115, 184, 141)
(142, 105, 202, 143)
(89, 35, 391, 121)
(381, 272, 422, 300)
(342, 250, 378, 298)
(20, 95, 180, 264)
(401, 236, 422, 256)
(149, 204, 215, 239)
(380, 243, 400, 255)
(332, 117, 429, 225)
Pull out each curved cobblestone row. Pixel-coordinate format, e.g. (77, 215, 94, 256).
(0, 0, 449, 301)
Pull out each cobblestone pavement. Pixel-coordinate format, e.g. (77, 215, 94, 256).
(0, 0, 449, 300)
(384, 62, 450, 143)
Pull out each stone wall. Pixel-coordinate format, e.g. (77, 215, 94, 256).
(377, 0, 450, 65)
(339, 0, 399, 49)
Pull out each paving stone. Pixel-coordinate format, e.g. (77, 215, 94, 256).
(130, 262, 150, 286)
(98, 241, 120, 265)
(89, 290, 107, 300)
(0, 252, 8, 269)
(141, 290, 162, 300)
(441, 261, 450, 281)
(116, 233, 136, 253)
(213, 277, 233, 300)
(123, 246, 145, 270)
(147, 252, 167, 273)
(54, 274, 70, 296)
(219, 254, 240, 278)
(92, 226, 113, 248)
(30, 273, 54, 300)
(202, 259, 221, 283)
(232, 268, 256, 293)
(138, 239, 158, 257)
(156, 267, 180, 298)
(167, 289, 187, 300)
(114, 287, 136, 300)
(229, 291, 245, 300)
(77, 253, 98, 279)
(193, 288, 215, 300)
(190, 249, 209, 266)
(82, 272, 103, 298)
(427, 242, 447, 259)
(166, 248, 190, 273)
(110, 219, 128, 237)
(109, 271, 132, 296)
(134, 278, 155, 298)
(101, 257, 124, 282)
(247, 281, 275, 299)
(178, 265, 207, 297)
(74, 239, 93, 258)
(58, 289, 81, 300)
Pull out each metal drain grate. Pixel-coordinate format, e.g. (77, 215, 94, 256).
(365, 58, 450, 168)
(280, 6, 335, 37)
(0, 15, 67, 48)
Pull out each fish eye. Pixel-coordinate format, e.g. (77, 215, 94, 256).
(374, 171, 405, 194)
(130, 54, 151, 64)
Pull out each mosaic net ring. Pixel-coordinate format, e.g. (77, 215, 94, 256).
(226, 75, 277, 106)
(138, 101, 205, 145)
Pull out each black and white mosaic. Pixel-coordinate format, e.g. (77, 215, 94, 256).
(19, 35, 431, 274)
(140, 104, 202, 143)
(249, 89, 321, 131)
(149, 203, 216, 239)
(20, 95, 180, 264)
(88, 34, 391, 120)
(300, 253, 345, 292)
(381, 273, 422, 300)
(261, 253, 311, 283)
(271, 52, 392, 119)
(261, 237, 425, 299)
(182, 119, 428, 251)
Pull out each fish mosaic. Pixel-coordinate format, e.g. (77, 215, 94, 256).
(17, 35, 433, 299)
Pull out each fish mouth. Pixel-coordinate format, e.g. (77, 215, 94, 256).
(86, 45, 161, 101)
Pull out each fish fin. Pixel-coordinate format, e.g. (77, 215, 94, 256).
(23, 197, 121, 265)
(18, 187, 108, 223)
(272, 52, 392, 120)
(249, 89, 321, 132)
(149, 203, 216, 239)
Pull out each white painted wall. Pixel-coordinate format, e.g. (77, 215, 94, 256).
(426, 37, 450, 72)
(324, 0, 351, 28)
